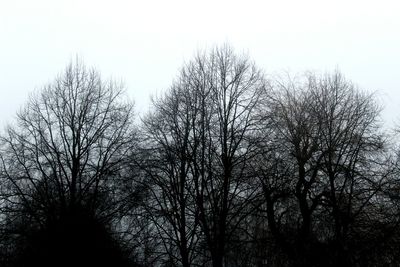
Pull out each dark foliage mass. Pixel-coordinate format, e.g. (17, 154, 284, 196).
(13, 207, 129, 267)
(1, 46, 399, 267)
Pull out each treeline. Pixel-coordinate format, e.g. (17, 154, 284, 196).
(0, 45, 399, 267)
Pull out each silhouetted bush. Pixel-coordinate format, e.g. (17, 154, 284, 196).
(12, 205, 131, 267)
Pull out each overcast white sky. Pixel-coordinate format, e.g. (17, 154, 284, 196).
(0, 0, 399, 128)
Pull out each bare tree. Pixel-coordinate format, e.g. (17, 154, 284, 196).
(256, 71, 388, 266)
(0, 61, 137, 266)
(138, 45, 267, 267)
(139, 84, 203, 267)
(193, 46, 266, 267)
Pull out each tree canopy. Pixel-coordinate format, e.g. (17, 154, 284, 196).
(0, 47, 399, 267)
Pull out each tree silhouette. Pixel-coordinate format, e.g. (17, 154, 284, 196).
(139, 45, 267, 267)
(0, 60, 137, 266)
(0, 47, 399, 267)
(255, 71, 389, 266)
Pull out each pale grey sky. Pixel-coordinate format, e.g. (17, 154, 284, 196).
(1, 0, 399, 127)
